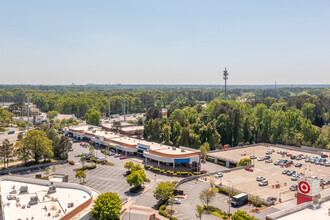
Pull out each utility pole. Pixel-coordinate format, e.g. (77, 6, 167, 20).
(275, 81, 277, 112)
(27, 95, 30, 131)
(223, 68, 229, 100)
(108, 94, 111, 118)
(123, 90, 126, 121)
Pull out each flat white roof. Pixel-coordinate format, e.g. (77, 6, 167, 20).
(278, 200, 330, 220)
(0, 180, 91, 220)
(69, 125, 200, 156)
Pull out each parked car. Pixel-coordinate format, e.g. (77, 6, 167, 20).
(286, 171, 293, 176)
(174, 198, 182, 204)
(259, 180, 268, 186)
(215, 172, 223, 178)
(267, 197, 277, 202)
(282, 170, 289, 174)
(257, 157, 264, 161)
(291, 176, 299, 181)
(107, 152, 115, 156)
(290, 185, 297, 191)
(250, 155, 256, 159)
(290, 155, 296, 160)
(264, 156, 271, 160)
(295, 163, 302, 168)
(119, 156, 127, 160)
(266, 159, 273, 163)
(325, 161, 330, 167)
(321, 154, 328, 158)
(256, 176, 265, 181)
(114, 154, 121, 157)
(266, 151, 272, 155)
(245, 167, 253, 172)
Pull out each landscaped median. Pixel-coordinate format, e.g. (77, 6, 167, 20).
(144, 164, 201, 177)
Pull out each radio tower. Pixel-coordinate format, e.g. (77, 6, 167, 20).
(223, 68, 229, 100)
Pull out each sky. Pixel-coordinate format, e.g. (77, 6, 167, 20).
(0, 0, 330, 85)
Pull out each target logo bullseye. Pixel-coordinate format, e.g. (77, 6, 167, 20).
(298, 181, 310, 194)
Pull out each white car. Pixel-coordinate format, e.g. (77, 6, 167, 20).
(257, 157, 264, 161)
(256, 176, 265, 181)
(259, 180, 268, 186)
(174, 198, 181, 204)
(214, 172, 223, 178)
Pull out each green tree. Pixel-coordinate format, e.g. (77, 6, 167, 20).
(0, 139, 13, 168)
(47, 110, 59, 119)
(92, 192, 122, 220)
(126, 169, 146, 189)
(17, 132, 23, 141)
(89, 145, 95, 157)
(53, 136, 72, 159)
(232, 210, 258, 220)
(80, 154, 86, 167)
(195, 205, 204, 220)
(75, 170, 86, 183)
(44, 167, 50, 176)
(124, 161, 134, 174)
(237, 158, 252, 167)
(15, 141, 30, 165)
(21, 130, 53, 163)
(103, 147, 109, 161)
(85, 110, 101, 126)
(199, 189, 216, 209)
(302, 103, 315, 123)
(131, 164, 142, 172)
(153, 181, 175, 203)
(199, 142, 210, 160)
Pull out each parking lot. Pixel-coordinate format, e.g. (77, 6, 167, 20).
(17, 142, 182, 204)
(210, 145, 330, 202)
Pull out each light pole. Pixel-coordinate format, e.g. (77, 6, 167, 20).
(129, 207, 132, 220)
(227, 180, 232, 215)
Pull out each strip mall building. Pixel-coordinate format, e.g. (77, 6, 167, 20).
(66, 125, 201, 172)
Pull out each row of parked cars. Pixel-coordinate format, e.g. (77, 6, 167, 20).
(256, 176, 268, 186)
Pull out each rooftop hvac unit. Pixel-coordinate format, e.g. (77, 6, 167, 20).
(181, 149, 185, 152)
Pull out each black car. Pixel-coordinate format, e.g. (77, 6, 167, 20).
(264, 156, 271, 160)
(321, 154, 328, 158)
(290, 155, 296, 160)
(267, 197, 277, 201)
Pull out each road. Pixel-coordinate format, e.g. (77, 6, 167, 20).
(0, 127, 19, 142)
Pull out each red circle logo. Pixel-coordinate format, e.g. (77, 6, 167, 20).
(298, 181, 310, 194)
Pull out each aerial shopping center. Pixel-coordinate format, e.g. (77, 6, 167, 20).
(65, 125, 201, 172)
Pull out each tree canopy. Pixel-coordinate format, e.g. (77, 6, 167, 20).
(92, 192, 122, 220)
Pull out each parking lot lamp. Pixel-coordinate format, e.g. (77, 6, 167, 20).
(129, 207, 132, 220)
(227, 180, 232, 215)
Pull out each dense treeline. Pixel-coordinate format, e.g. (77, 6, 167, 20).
(144, 99, 329, 150)
(0, 86, 329, 120)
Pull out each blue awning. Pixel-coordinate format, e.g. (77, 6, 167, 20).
(174, 158, 190, 163)
(138, 146, 148, 151)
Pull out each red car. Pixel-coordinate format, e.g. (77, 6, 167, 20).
(119, 156, 127, 160)
(245, 167, 254, 172)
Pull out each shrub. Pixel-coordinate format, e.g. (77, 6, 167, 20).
(81, 165, 97, 171)
(206, 157, 214, 163)
(167, 170, 172, 174)
(176, 171, 181, 175)
(193, 172, 200, 175)
(158, 205, 178, 220)
(106, 162, 115, 166)
(144, 164, 150, 169)
(248, 198, 263, 207)
(152, 167, 161, 172)
(161, 169, 165, 173)
(180, 172, 188, 175)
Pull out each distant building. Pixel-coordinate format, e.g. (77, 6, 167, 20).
(54, 114, 77, 121)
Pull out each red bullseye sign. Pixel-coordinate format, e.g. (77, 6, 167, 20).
(298, 181, 310, 194)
